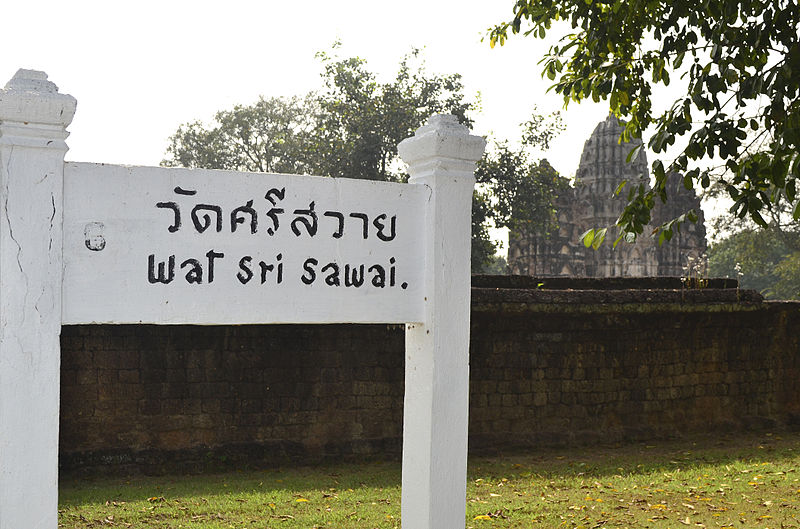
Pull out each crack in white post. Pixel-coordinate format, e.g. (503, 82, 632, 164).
(0, 69, 76, 529)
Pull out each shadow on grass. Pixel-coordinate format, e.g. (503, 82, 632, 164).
(60, 430, 800, 506)
(60, 458, 401, 507)
(468, 430, 800, 482)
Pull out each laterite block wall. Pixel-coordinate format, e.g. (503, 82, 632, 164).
(59, 281, 800, 472)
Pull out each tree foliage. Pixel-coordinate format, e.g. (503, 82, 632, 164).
(163, 47, 567, 274)
(163, 47, 473, 183)
(708, 166, 800, 296)
(163, 96, 319, 174)
(471, 189, 500, 273)
(473, 110, 569, 273)
(709, 196, 800, 299)
(477, 112, 567, 234)
(312, 47, 474, 181)
(709, 229, 800, 299)
(489, 0, 800, 245)
(165, 48, 499, 270)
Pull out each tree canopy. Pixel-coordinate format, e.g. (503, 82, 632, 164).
(475, 111, 570, 272)
(708, 195, 800, 299)
(163, 48, 566, 273)
(312, 48, 473, 182)
(163, 47, 472, 182)
(489, 0, 800, 246)
(708, 228, 800, 299)
(163, 95, 319, 175)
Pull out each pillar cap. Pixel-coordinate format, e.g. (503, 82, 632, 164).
(399, 114, 485, 167)
(0, 69, 76, 127)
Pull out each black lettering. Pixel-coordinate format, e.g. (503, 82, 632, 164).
(148, 254, 175, 284)
(276, 253, 283, 284)
(322, 262, 340, 286)
(344, 264, 364, 287)
(292, 201, 318, 237)
(265, 187, 285, 204)
(237, 256, 253, 284)
(192, 204, 223, 233)
(181, 258, 203, 284)
(369, 264, 386, 288)
(156, 202, 180, 233)
(206, 250, 224, 283)
(373, 214, 396, 242)
(265, 206, 283, 235)
(301, 258, 318, 285)
(390, 257, 396, 287)
(259, 261, 273, 284)
(174, 187, 196, 196)
(324, 211, 345, 238)
(265, 188, 286, 236)
(349, 212, 369, 239)
(231, 200, 258, 234)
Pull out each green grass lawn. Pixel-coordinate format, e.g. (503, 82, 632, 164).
(59, 431, 800, 528)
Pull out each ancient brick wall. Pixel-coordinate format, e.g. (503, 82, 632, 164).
(469, 295, 800, 450)
(59, 285, 800, 471)
(60, 325, 405, 471)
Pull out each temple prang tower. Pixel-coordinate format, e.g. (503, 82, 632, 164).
(508, 115, 707, 277)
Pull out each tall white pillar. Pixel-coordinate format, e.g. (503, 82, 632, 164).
(0, 69, 76, 529)
(398, 115, 485, 529)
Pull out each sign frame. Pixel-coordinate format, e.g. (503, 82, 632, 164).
(0, 68, 485, 529)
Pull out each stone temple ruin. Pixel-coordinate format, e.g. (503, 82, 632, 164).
(508, 115, 707, 277)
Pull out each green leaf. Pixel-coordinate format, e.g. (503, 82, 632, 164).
(592, 227, 607, 250)
(614, 180, 627, 196)
(751, 210, 768, 228)
(653, 159, 665, 179)
(546, 62, 556, 80)
(580, 228, 595, 248)
(626, 144, 642, 163)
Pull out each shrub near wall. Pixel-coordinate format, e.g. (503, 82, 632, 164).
(59, 279, 800, 472)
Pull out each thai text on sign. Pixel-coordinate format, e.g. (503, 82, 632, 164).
(62, 163, 426, 325)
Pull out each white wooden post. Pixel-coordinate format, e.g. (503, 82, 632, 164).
(0, 70, 76, 529)
(398, 115, 485, 529)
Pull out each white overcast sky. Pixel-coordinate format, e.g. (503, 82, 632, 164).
(0, 0, 613, 178)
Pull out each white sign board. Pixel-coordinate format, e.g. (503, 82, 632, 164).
(62, 163, 426, 325)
